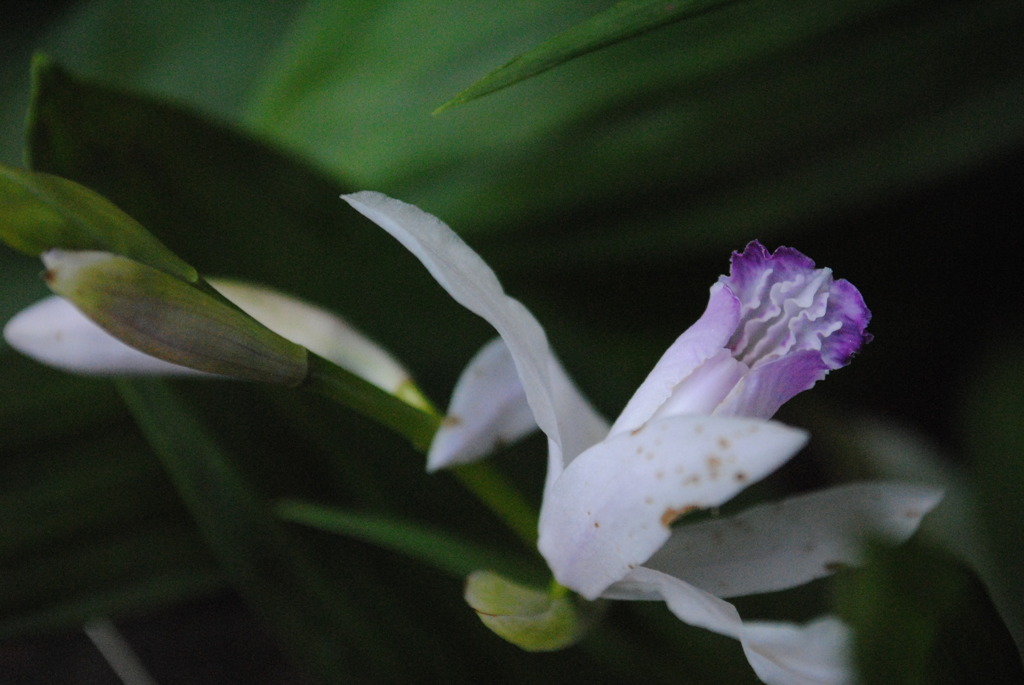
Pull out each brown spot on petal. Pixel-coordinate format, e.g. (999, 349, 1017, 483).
(734, 471, 748, 483)
(706, 455, 722, 479)
(684, 474, 701, 486)
(593, 521, 600, 528)
(661, 506, 699, 527)
(442, 415, 462, 427)
(717, 436, 731, 449)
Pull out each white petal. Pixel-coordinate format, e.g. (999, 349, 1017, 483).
(343, 191, 607, 469)
(427, 338, 537, 471)
(605, 567, 853, 685)
(3, 296, 210, 376)
(602, 566, 744, 637)
(537, 415, 807, 599)
(609, 283, 741, 435)
(740, 617, 854, 685)
(647, 481, 944, 597)
(210, 279, 411, 395)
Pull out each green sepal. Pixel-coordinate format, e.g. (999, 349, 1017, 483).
(463, 571, 602, 652)
(0, 160, 196, 282)
(43, 250, 308, 385)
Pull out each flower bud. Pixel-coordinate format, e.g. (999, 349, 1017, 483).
(463, 571, 597, 652)
(41, 249, 308, 385)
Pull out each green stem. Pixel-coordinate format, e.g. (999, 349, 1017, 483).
(302, 353, 441, 452)
(452, 461, 540, 549)
(302, 353, 542, 551)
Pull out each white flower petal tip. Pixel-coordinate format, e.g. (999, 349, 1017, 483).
(538, 416, 809, 599)
(427, 338, 537, 472)
(741, 617, 853, 685)
(647, 481, 945, 598)
(342, 191, 607, 466)
(3, 295, 211, 377)
(209, 279, 414, 397)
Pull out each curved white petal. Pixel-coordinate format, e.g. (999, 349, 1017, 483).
(740, 617, 853, 685)
(609, 284, 741, 435)
(3, 295, 211, 376)
(210, 279, 411, 395)
(605, 567, 853, 685)
(603, 566, 744, 637)
(343, 191, 607, 471)
(647, 482, 944, 598)
(427, 338, 537, 471)
(538, 415, 808, 599)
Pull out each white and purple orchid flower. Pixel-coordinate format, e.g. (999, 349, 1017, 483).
(342, 191, 941, 685)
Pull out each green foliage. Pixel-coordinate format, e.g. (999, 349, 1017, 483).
(836, 541, 1023, 685)
(437, 0, 742, 111)
(0, 158, 195, 281)
(963, 343, 1024, 655)
(0, 352, 222, 638)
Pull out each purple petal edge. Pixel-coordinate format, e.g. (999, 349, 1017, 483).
(727, 240, 872, 370)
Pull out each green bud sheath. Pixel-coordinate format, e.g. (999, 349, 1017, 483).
(0, 164, 196, 281)
(43, 249, 308, 385)
(464, 571, 596, 652)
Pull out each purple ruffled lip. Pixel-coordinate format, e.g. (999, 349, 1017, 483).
(723, 240, 872, 372)
(609, 240, 873, 431)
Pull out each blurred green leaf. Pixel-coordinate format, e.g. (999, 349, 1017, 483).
(837, 541, 1023, 685)
(963, 343, 1024, 658)
(0, 352, 222, 638)
(117, 378, 420, 683)
(248, 0, 1024, 269)
(23, 56, 490, 392)
(437, 0, 740, 111)
(0, 155, 195, 282)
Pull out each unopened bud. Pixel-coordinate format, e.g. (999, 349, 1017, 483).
(42, 249, 307, 385)
(463, 571, 598, 652)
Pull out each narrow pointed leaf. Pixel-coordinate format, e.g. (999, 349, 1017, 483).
(437, 0, 739, 111)
(275, 499, 538, 583)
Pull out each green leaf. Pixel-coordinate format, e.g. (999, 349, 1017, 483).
(436, 0, 740, 111)
(836, 541, 1023, 685)
(963, 343, 1024, 656)
(22, 56, 491, 397)
(248, 0, 1024, 269)
(0, 352, 222, 638)
(0, 157, 196, 282)
(116, 378, 413, 683)
(275, 499, 540, 584)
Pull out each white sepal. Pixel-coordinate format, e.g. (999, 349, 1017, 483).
(647, 481, 944, 598)
(428, 338, 537, 471)
(538, 415, 808, 599)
